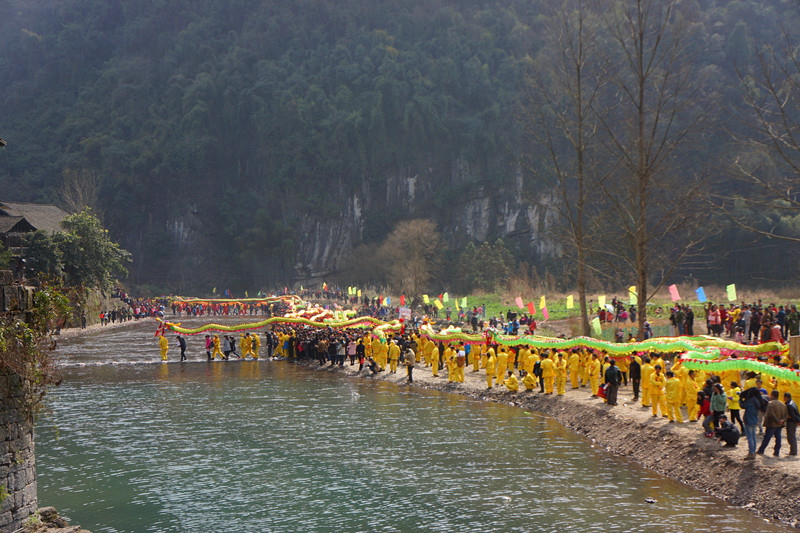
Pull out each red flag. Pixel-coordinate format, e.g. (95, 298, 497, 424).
(527, 302, 535, 314)
(438, 293, 443, 300)
(400, 294, 406, 306)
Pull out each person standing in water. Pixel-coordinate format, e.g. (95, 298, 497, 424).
(159, 333, 169, 362)
(177, 335, 187, 361)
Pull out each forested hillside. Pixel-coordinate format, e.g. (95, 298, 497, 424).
(0, 0, 798, 293)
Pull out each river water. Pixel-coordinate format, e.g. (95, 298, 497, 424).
(35, 320, 790, 532)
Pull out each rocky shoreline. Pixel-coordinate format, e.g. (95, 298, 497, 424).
(294, 356, 800, 529)
(22, 507, 89, 533)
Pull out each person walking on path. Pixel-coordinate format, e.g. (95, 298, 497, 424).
(604, 359, 621, 406)
(783, 392, 800, 456)
(757, 390, 788, 457)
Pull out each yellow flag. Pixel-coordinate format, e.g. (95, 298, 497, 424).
(566, 295, 574, 309)
(434, 299, 444, 310)
(539, 296, 546, 309)
(443, 292, 449, 303)
(599, 295, 606, 308)
(245, 291, 248, 297)
(629, 286, 637, 305)
(423, 294, 430, 304)
(357, 289, 362, 298)
(455, 298, 460, 311)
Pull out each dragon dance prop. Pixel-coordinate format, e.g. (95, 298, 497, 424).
(156, 295, 798, 380)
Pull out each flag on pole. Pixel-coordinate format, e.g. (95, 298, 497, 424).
(527, 302, 535, 314)
(542, 307, 549, 320)
(212, 287, 217, 294)
(515, 296, 524, 309)
(629, 286, 637, 305)
(695, 287, 707, 302)
(323, 282, 327, 290)
(598, 295, 606, 308)
(668, 284, 680, 302)
(566, 295, 574, 309)
(434, 299, 444, 309)
(443, 292, 449, 303)
(357, 289, 362, 298)
(461, 297, 467, 308)
(726, 284, 737, 302)
(454, 298, 460, 311)
(400, 295, 406, 306)
(423, 294, 430, 304)
(386, 296, 391, 306)
(591, 317, 602, 336)
(540, 296, 546, 309)
(245, 290, 248, 297)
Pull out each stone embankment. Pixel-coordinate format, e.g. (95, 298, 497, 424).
(22, 506, 90, 533)
(297, 356, 800, 529)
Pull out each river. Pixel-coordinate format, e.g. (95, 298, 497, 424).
(35, 320, 790, 532)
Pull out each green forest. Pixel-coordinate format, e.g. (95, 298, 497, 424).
(1, 0, 799, 294)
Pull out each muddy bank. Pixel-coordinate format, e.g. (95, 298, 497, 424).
(297, 357, 800, 529)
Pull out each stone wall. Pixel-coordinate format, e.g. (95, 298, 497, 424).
(0, 371, 37, 533)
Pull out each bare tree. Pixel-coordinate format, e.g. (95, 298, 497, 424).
(526, 0, 606, 336)
(591, 0, 713, 338)
(59, 168, 99, 215)
(721, 26, 800, 243)
(379, 219, 443, 297)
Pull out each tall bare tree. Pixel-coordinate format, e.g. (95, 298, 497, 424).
(526, 0, 605, 336)
(591, 0, 712, 338)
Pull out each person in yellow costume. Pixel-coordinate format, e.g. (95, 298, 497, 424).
(519, 345, 532, 376)
(580, 350, 591, 387)
(617, 355, 629, 387)
(522, 370, 537, 391)
(664, 370, 683, 423)
(479, 343, 488, 369)
(455, 346, 466, 382)
(159, 333, 169, 362)
(252, 333, 261, 360)
(555, 352, 568, 395)
(413, 334, 422, 363)
(445, 345, 456, 382)
(649, 365, 668, 417)
(486, 349, 497, 388)
(212, 334, 223, 359)
(541, 353, 556, 395)
(568, 350, 580, 389)
(422, 338, 432, 367)
(388, 340, 401, 373)
(471, 344, 481, 372)
(727, 380, 744, 432)
(588, 353, 601, 397)
(682, 369, 701, 421)
(504, 370, 519, 392)
(507, 347, 517, 373)
(496, 347, 509, 384)
(641, 357, 654, 407)
(652, 353, 666, 373)
(241, 333, 252, 359)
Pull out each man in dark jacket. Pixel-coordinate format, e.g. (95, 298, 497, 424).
(604, 360, 622, 406)
(629, 357, 641, 401)
(757, 390, 788, 457)
(784, 392, 800, 456)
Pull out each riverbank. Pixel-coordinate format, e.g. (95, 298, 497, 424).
(297, 356, 800, 528)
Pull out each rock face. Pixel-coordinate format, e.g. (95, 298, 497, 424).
(290, 164, 562, 280)
(0, 371, 37, 533)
